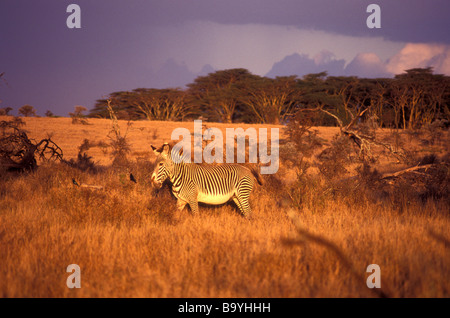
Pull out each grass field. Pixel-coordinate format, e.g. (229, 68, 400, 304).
(0, 116, 448, 297)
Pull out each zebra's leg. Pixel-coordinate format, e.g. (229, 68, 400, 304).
(179, 186, 199, 214)
(188, 200, 199, 214)
(232, 197, 245, 215)
(176, 199, 187, 212)
(233, 195, 252, 218)
(233, 178, 253, 218)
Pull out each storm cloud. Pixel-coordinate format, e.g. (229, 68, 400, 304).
(1, 1, 449, 115)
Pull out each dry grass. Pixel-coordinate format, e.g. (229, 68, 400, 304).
(0, 116, 448, 298)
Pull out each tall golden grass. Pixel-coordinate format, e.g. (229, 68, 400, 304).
(0, 116, 448, 297)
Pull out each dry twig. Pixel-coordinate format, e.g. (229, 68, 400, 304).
(284, 209, 392, 298)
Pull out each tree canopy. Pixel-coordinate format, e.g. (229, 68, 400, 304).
(89, 68, 450, 128)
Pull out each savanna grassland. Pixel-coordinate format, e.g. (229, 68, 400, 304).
(0, 116, 449, 298)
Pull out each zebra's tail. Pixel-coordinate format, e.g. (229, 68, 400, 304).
(250, 165, 264, 186)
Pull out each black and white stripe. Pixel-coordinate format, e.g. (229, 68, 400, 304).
(151, 144, 262, 217)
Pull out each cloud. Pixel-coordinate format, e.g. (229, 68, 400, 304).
(385, 43, 450, 75)
(344, 52, 390, 78)
(149, 59, 196, 88)
(147, 21, 450, 82)
(266, 51, 345, 78)
(146, 59, 216, 89)
(266, 43, 450, 79)
(147, 21, 404, 76)
(342, 43, 450, 78)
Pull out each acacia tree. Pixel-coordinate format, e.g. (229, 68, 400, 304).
(296, 72, 341, 125)
(369, 79, 392, 128)
(423, 75, 448, 124)
(90, 89, 191, 121)
(395, 69, 427, 129)
(90, 91, 141, 119)
(239, 75, 301, 124)
(390, 68, 450, 129)
(323, 76, 361, 125)
(87, 67, 449, 126)
(18, 105, 37, 117)
(45, 110, 54, 117)
(187, 69, 259, 123)
(0, 107, 13, 116)
(131, 88, 190, 121)
(404, 68, 448, 127)
(69, 106, 88, 124)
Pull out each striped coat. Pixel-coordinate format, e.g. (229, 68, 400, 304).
(151, 144, 263, 217)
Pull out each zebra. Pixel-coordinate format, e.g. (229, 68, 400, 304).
(150, 143, 263, 217)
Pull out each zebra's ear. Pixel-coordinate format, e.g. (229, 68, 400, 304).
(162, 143, 170, 156)
(151, 145, 159, 155)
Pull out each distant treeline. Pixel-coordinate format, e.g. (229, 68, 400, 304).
(89, 67, 450, 129)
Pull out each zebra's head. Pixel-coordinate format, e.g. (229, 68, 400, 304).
(150, 143, 174, 188)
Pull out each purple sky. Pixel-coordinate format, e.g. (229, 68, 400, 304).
(1, 0, 449, 116)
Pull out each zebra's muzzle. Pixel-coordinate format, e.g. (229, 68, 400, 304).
(151, 175, 162, 189)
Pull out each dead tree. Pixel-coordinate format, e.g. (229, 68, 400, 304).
(0, 119, 63, 172)
(319, 106, 407, 163)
